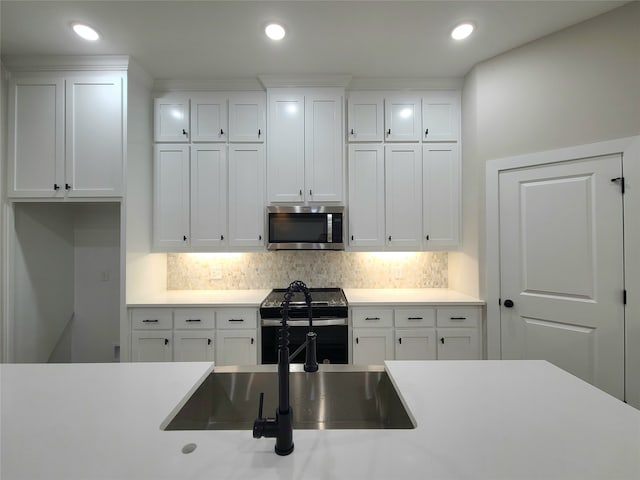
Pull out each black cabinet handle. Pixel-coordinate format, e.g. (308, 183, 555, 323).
(299, 189, 302, 196)
(228, 318, 244, 322)
(450, 317, 467, 320)
(440, 338, 445, 344)
(425, 128, 429, 137)
(65, 183, 71, 190)
(220, 128, 224, 135)
(251, 338, 255, 345)
(207, 338, 212, 345)
(185, 319, 201, 323)
(142, 319, 158, 323)
(182, 129, 188, 136)
(426, 234, 430, 241)
(259, 234, 262, 241)
(387, 129, 391, 135)
(220, 234, 224, 240)
(53, 184, 60, 190)
(398, 338, 402, 344)
(356, 338, 359, 344)
(350, 128, 354, 135)
(365, 317, 380, 321)
(183, 235, 188, 241)
(164, 338, 170, 345)
(258, 129, 261, 136)
(407, 317, 423, 320)
(388, 235, 392, 241)
(351, 235, 354, 241)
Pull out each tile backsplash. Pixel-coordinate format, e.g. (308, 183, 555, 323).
(167, 251, 447, 289)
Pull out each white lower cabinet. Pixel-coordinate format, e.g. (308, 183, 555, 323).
(351, 305, 481, 362)
(129, 307, 258, 364)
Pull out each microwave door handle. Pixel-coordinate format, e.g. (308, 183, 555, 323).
(327, 214, 332, 243)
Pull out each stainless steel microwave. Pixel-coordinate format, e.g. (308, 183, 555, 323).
(267, 206, 345, 250)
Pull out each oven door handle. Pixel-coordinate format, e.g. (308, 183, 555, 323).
(261, 318, 347, 327)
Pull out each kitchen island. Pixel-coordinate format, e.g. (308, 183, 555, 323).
(2, 360, 639, 479)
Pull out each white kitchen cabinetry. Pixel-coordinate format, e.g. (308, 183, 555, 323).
(422, 91, 460, 142)
(229, 93, 266, 143)
(352, 308, 394, 365)
(385, 95, 422, 142)
(347, 92, 384, 142)
(423, 143, 460, 248)
(129, 307, 258, 364)
(228, 144, 265, 248)
(348, 144, 385, 247)
(436, 307, 481, 360)
(394, 308, 437, 360)
(153, 144, 227, 250)
(155, 93, 228, 143)
(7, 74, 125, 198)
(267, 89, 344, 203)
(154, 95, 189, 142)
(385, 144, 422, 248)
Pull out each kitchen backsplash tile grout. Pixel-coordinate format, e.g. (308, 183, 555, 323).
(167, 251, 447, 289)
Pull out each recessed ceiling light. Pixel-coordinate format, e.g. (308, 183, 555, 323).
(451, 23, 474, 41)
(72, 23, 100, 41)
(265, 23, 286, 41)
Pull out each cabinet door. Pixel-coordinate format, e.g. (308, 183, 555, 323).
(347, 92, 384, 142)
(305, 92, 343, 202)
(190, 145, 227, 248)
(174, 331, 215, 362)
(7, 77, 64, 197)
(437, 328, 481, 360)
(422, 91, 460, 142)
(154, 95, 189, 142)
(384, 96, 421, 142)
(395, 328, 437, 360)
(190, 93, 228, 142)
(131, 331, 172, 362)
(65, 76, 124, 197)
(352, 328, 394, 365)
(229, 93, 266, 142)
(423, 143, 460, 248)
(348, 144, 385, 247)
(153, 144, 190, 249)
(267, 92, 305, 202)
(385, 145, 422, 248)
(229, 144, 265, 247)
(215, 330, 257, 366)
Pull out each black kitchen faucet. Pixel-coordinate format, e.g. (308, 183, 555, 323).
(252, 280, 318, 455)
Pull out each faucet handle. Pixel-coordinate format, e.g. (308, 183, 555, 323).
(257, 392, 264, 420)
(253, 392, 278, 439)
(304, 332, 319, 373)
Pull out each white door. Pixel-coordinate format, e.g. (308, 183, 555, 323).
(153, 144, 190, 249)
(422, 91, 460, 142)
(499, 154, 625, 398)
(385, 144, 422, 248)
(7, 77, 65, 197)
(215, 330, 257, 366)
(423, 143, 460, 248)
(190, 93, 228, 142)
(267, 92, 305, 202)
(384, 96, 421, 142)
(348, 144, 385, 247)
(347, 92, 384, 142)
(154, 95, 189, 142)
(190, 145, 227, 248)
(173, 331, 215, 362)
(65, 76, 124, 197)
(305, 92, 343, 202)
(229, 144, 265, 247)
(228, 93, 265, 142)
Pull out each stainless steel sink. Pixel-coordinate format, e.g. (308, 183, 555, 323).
(162, 364, 415, 430)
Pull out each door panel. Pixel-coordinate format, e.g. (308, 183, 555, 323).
(499, 154, 624, 398)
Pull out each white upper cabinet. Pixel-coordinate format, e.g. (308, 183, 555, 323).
(267, 88, 344, 203)
(228, 93, 266, 143)
(385, 144, 422, 248)
(154, 95, 190, 142)
(347, 92, 384, 142)
(423, 143, 460, 248)
(348, 144, 385, 247)
(267, 92, 305, 203)
(153, 144, 190, 250)
(190, 145, 227, 248)
(384, 95, 421, 142)
(190, 93, 228, 142)
(422, 91, 460, 142)
(228, 144, 265, 247)
(7, 73, 125, 198)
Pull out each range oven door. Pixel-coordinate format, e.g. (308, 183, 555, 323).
(261, 322, 348, 365)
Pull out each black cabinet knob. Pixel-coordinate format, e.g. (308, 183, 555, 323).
(503, 299, 515, 308)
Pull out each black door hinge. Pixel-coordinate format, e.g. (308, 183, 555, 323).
(611, 177, 625, 194)
(624, 290, 627, 305)
(498, 298, 502, 306)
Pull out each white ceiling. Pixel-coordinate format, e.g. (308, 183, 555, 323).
(0, 1, 629, 82)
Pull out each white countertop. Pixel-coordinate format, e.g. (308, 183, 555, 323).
(127, 288, 484, 307)
(1, 360, 638, 479)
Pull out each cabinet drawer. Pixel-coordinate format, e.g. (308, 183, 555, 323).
(217, 308, 258, 329)
(394, 308, 435, 328)
(436, 307, 479, 328)
(131, 308, 172, 329)
(352, 308, 393, 328)
(174, 308, 216, 329)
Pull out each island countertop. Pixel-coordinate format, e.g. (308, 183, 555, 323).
(2, 360, 638, 480)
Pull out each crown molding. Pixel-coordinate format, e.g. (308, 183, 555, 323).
(347, 77, 463, 90)
(258, 74, 352, 89)
(1, 55, 130, 72)
(153, 78, 264, 93)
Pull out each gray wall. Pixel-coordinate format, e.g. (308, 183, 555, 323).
(450, 1, 640, 298)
